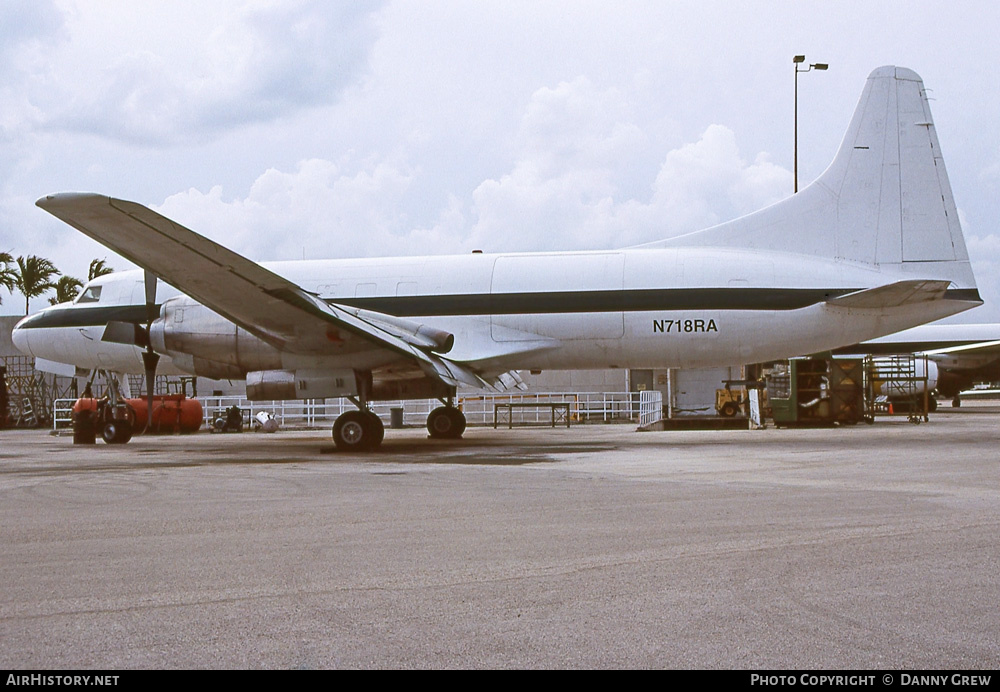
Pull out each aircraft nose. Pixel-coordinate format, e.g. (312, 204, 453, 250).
(11, 315, 32, 356)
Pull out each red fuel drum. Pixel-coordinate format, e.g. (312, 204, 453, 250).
(73, 396, 203, 433)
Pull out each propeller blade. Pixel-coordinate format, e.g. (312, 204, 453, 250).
(141, 350, 159, 434)
(143, 270, 158, 322)
(142, 271, 160, 434)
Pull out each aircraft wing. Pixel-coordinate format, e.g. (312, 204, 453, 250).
(921, 339, 1000, 357)
(922, 339, 1000, 374)
(35, 193, 496, 389)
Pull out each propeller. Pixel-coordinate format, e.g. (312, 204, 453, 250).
(99, 271, 160, 433)
(141, 270, 160, 434)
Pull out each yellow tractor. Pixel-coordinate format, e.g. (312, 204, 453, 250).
(715, 387, 745, 418)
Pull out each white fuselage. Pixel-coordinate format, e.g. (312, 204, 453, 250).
(12, 245, 976, 380)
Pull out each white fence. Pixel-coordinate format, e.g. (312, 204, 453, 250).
(638, 390, 664, 428)
(53, 391, 643, 431)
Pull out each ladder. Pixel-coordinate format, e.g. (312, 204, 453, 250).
(16, 397, 37, 427)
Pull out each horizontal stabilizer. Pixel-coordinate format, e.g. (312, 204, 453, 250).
(825, 280, 950, 309)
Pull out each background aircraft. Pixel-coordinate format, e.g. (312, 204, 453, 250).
(838, 323, 1000, 406)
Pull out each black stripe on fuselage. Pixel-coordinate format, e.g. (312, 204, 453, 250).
(16, 287, 982, 328)
(16, 304, 154, 329)
(333, 287, 864, 316)
(338, 287, 981, 317)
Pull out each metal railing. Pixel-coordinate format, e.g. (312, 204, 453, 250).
(460, 392, 639, 426)
(638, 390, 664, 428)
(52, 399, 76, 430)
(53, 391, 643, 431)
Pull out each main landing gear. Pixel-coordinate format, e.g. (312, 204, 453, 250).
(332, 409, 385, 452)
(330, 403, 467, 451)
(426, 405, 466, 439)
(331, 373, 466, 451)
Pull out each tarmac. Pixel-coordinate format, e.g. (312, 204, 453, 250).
(1, 403, 998, 669)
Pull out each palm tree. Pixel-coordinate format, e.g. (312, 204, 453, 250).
(49, 275, 84, 305)
(88, 258, 114, 281)
(13, 255, 60, 314)
(0, 251, 15, 306)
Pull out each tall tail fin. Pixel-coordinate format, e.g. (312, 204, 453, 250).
(642, 66, 976, 289)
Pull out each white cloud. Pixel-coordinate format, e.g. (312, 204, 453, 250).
(155, 157, 417, 261)
(0, 0, 62, 64)
(29, 1, 383, 145)
(642, 125, 791, 235)
(0, 0, 62, 144)
(151, 76, 794, 265)
(465, 78, 791, 252)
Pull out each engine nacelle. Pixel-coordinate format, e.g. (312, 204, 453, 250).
(149, 296, 459, 401)
(246, 369, 359, 400)
(349, 308, 455, 353)
(371, 375, 454, 400)
(150, 296, 283, 379)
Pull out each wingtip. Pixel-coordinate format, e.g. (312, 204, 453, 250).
(35, 192, 109, 210)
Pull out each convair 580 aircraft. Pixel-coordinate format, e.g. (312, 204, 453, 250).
(13, 66, 981, 449)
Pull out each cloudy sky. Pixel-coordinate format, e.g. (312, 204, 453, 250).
(2, 0, 998, 320)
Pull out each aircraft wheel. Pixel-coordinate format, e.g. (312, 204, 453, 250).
(102, 420, 133, 444)
(427, 406, 466, 439)
(952, 397, 962, 408)
(364, 411, 385, 446)
(118, 421, 134, 444)
(333, 410, 380, 451)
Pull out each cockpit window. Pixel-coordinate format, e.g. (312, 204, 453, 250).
(76, 285, 102, 304)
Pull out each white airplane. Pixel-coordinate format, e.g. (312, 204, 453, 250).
(839, 323, 1000, 406)
(13, 66, 982, 449)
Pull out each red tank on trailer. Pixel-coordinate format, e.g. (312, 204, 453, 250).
(73, 395, 203, 434)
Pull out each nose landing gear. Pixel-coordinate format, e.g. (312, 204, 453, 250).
(100, 416, 134, 444)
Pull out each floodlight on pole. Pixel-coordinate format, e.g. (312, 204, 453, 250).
(794, 56, 829, 193)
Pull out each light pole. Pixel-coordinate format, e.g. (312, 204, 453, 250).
(793, 55, 828, 193)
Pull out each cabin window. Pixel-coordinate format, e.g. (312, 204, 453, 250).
(76, 285, 102, 304)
